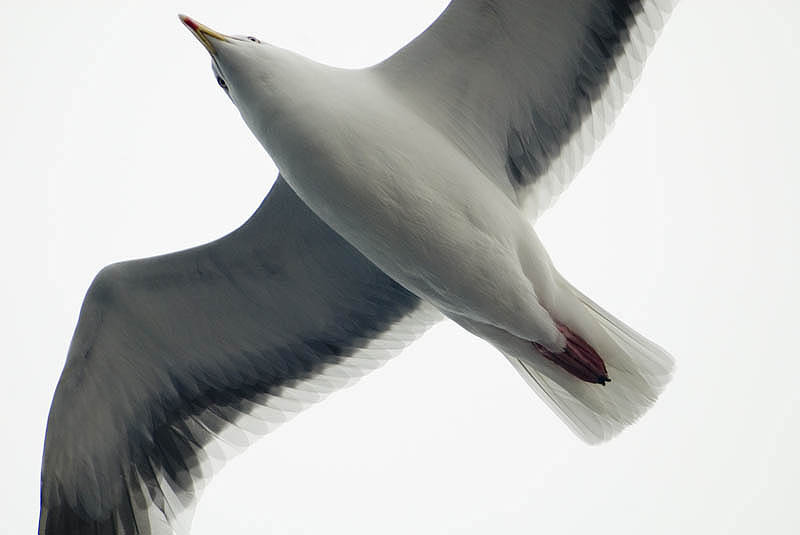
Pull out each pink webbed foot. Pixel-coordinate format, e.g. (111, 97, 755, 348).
(533, 323, 610, 385)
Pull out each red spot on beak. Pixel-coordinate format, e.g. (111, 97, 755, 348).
(179, 14, 200, 32)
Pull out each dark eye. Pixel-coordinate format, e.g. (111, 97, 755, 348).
(246, 36, 260, 43)
(216, 76, 227, 90)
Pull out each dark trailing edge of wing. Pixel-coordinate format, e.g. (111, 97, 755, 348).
(504, 0, 648, 189)
(39, 177, 424, 534)
(377, 0, 676, 216)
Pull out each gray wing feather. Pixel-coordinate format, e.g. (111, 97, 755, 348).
(39, 177, 440, 534)
(376, 0, 678, 218)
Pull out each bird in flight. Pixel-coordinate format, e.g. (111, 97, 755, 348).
(40, 1, 678, 533)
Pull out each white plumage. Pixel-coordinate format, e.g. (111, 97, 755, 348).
(40, 2, 678, 533)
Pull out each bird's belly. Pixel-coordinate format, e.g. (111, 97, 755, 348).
(277, 108, 534, 319)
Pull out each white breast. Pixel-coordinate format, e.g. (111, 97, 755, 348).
(243, 61, 546, 322)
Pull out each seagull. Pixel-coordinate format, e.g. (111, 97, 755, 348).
(39, 2, 678, 533)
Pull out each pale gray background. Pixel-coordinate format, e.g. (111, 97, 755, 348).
(2, 1, 799, 533)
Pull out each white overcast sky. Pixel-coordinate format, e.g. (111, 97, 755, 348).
(2, 1, 799, 534)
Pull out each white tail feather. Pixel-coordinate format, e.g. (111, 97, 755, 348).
(508, 276, 674, 444)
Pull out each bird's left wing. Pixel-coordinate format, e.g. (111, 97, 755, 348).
(374, 0, 678, 219)
(39, 176, 440, 535)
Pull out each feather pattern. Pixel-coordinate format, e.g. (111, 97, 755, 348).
(41, 1, 683, 530)
(376, 0, 679, 218)
(39, 177, 441, 534)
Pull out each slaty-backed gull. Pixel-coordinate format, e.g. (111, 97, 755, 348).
(40, 2, 678, 533)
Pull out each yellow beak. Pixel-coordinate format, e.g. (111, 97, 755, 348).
(179, 14, 229, 55)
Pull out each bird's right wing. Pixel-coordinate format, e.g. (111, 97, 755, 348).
(39, 176, 441, 535)
(375, 0, 678, 219)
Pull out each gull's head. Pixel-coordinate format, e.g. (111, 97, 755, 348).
(179, 14, 267, 100)
(179, 14, 305, 133)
